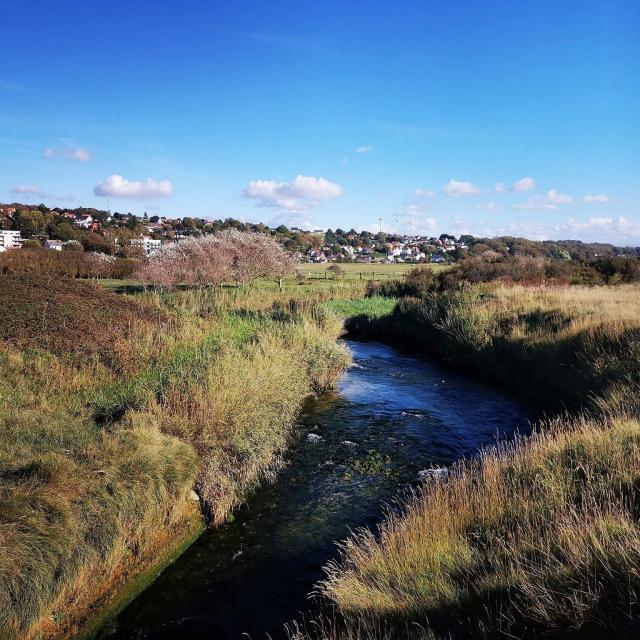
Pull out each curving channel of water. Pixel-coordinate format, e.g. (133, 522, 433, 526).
(102, 340, 529, 640)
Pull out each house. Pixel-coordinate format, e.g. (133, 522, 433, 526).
(44, 239, 63, 251)
(130, 236, 162, 255)
(0, 230, 23, 251)
(74, 214, 94, 229)
(387, 241, 402, 257)
(308, 249, 327, 263)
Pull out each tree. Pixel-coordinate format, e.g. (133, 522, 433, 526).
(138, 230, 297, 291)
(81, 252, 115, 278)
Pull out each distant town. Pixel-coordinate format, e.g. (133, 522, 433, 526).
(1, 202, 638, 265)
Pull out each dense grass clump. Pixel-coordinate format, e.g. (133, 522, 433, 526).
(0, 278, 350, 639)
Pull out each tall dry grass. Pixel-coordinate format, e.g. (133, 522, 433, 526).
(299, 283, 640, 639)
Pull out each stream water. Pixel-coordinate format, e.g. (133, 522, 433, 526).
(103, 340, 529, 640)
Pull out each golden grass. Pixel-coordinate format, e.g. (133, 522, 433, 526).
(321, 413, 640, 636)
(301, 283, 640, 639)
(486, 283, 640, 338)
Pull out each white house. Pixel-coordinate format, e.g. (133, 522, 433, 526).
(74, 214, 94, 229)
(130, 236, 162, 255)
(44, 239, 63, 251)
(0, 230, 23, 252)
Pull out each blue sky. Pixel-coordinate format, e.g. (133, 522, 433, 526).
(2, 0, 639, 243)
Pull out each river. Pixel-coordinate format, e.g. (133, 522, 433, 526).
(102, 340, 529, 639)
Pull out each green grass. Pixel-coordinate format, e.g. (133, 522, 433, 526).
(322, 297, 398, 320)
(303, 262, 447, 279)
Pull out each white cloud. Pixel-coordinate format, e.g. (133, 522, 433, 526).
(554, 216, 640, 243)
(44, 146, 91, 162)
(477, 201, 503, 211)
(11, 184, 46, 197)
(403, 204, 426, 215)
(512, 189, 573, 211)
(94, 175, 174, 199)
(496, 176, 535, 193)
(547, 189, 573, 205)
(444, 179, 480, 196)
(355, 145, 374, 153)
(513, 177, 535, 192)
(268, 211, 315, 230)
(583, 193, 610, 204)
(512, 198, 557, 210)
(412, 188, 435, 198)
(243, 175, 343, 212)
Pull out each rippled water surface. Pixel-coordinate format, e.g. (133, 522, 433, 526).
(104, 340, 529, 640)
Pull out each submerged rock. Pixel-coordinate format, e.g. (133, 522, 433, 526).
(307, 433, 323, 443)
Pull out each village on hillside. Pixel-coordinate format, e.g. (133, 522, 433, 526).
(1, 203, 637, 266)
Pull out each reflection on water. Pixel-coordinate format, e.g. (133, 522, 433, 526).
(104, 340, 529, 640)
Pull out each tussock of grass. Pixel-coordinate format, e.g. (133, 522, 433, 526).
(0, 279, 350, 639)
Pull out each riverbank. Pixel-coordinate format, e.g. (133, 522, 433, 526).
(0, 274, 350, 640)
(98, 340, 528, 639)
(309, 283, 640, 639)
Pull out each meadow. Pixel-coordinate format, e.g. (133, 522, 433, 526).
(293, 279, 640, 639)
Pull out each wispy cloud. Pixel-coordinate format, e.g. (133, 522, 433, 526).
(583, 193, 610, 204)
(44, 146, 91, 162)
(10, 185, 76, 202)
(11, 185, 46, 197)
(355, 145, 374, 154)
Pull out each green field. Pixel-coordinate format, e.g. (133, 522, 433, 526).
(301, 261, 446, 280)
(98, 263, 444, 293)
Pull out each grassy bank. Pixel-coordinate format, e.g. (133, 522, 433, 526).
(300, 282, 640, 639)
(0, 274, 350, 640)
(337, 284, 640, 412)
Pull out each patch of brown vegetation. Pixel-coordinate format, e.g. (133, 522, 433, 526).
(0, 273, 165, 362)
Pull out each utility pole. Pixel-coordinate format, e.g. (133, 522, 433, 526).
(378, 217, 383, 234)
